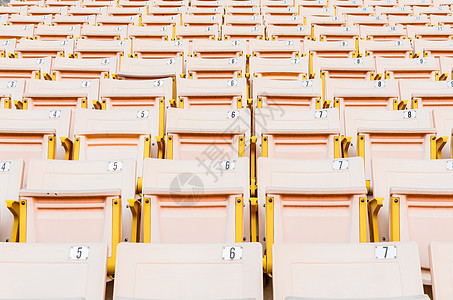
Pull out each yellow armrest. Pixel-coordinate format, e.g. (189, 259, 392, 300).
(6, 200, 20, 242)
(156, 135, 165, 159)
(60, 137, 73, 160)
(431, 136, 448, 159)
(128, 199, 141, 243)
(368, 197, 383, 242)
(341, 136, 351, 158)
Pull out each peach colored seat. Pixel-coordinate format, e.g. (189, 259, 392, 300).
(0, 242, 107, 300)
(118, 0, 149, 7)
(52, 56, 118, 80)
(114, 243, 263, 300)
(177, 77, 247, 109)
(13, 158, 136, 274)
(248, 39, 302, 58)
(0, 56, 52, 80)
(266, 24, 311, 41)
(186, 56, 246, 79)
(431, 15, 453, 26)
(128, 24, 173, 41)
(153, 0, 188, 8)
(398, 79, 453, 109)
(23, 78, 99, 109)
(147, 6, 186, 16)
(190, 38, 246, 58)
(224, 14, 263, 26)
(0, 6, 26, 15)
(8, 14, 52, 26)
(190, 0, 222, 8)
(375, 5, 413, 16)
(118, 56, 183, 79)
(68, 7, 108, 16)
(258, 157, 368, 273)
(0, 78, 25, 109)
(0, 24, 34, 39)
(388, 15, 430, 27)
(261, 0, 293, 7)
(254, 107, 341, 159)
(347, 14, 389, 27)
(252, 78, 322, 109)
(81, 24, 128, 40)
(108, 6, 147, 16)
(359, 24, 406, 41)
(414, 39, 453, 58)
(186, 6, 223, 15)
(274, 242, 429, 300)
(407, 24, 453, 41)
(141, 14, 181, 27)
(440, 56, 453, 79)
(359, 39, 413, 58)
(165, 107, 250, 159)
(100, 77, 172, 110)
(52, 15, 96, 26)
(336, 6, 375, 17)
(413, 5, 451, 16)
(399, 0, 432, 6)
(363, 0, 397, 5)
(9, 0, 43, 6)
(13, 38, 74, 58)
(222, 24, 265, 40)
(35, 24, 82, 41)
(433, 107, 453, 158)
(312, 55, 375, 79)
(96, 15, 140, 26)
(250, 56, 309, 80)
(305, 39, 357, 58)
(263, 15, 302, 26)
(344, 108, 435, 191)
(83, 0, 115, 7)
(175, 24, 219, 40)
(182, 14, 223, 27)
(313, 24, 360, 41)
(224, 6, 260, 15)
(375, 56, 440, 80)
(132, 39, 188, 58)
(305, 15, 347, 27)
(74, 38, 132, 59)
(297, 0, 328, 8)
(0, 39, 17, 56)
(0, 159, 23, 242)
(430, 242, 453, 299)
(372, 157, 453, 284)
(27, 6, 67, 16)
(142, 157, 250, 243)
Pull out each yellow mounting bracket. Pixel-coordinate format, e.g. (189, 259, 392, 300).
(156, 135, 165, 159)
(60, 137, 73, 160)
(411, 98, 419, 109)
(127, 199, 141, 243)
(92, 99, 107, 110)
(143, 198, 151, 243)
(235, 197, 243, 243)
(250, 136, 258, 197)
(359, 197, 367, 243)
(47, 136, 56, 159)
(341, 136, 351, 158)
(250, 197, 258, 243)
(322, 100, 331, 109)
(334, 136, 340, 159)
(108, 198, 121, 275)
(393, 99, 407, 110)
(368, 197, 383, 242)
(390, 197, 400, 242)
(431, 136, 448, 159)
(264, 196, 274, 275)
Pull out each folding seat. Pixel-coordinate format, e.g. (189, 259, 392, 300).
(222, 25, 265, 40)
(344, 108, 436, 191)
(0, 56, 52, 80)
(45, 0, 82, 6)
(248, 39, 302, 58)
(399, 0, 433, 6)
(266, 24, 311, 40)
(0, 159, 23, 242)
(7, 14, 52, 26)
(0, 6, 26, 15)
(132, 39, 188, 58)
(252, 77, 323, 109)
(141, 157, 250, 243)
(0, 243, 107, 299)
(96, 15, 141, 26)
(312, 55, 375, 80)
(9, 0, 43, 6)
(73, 38, 132, 59)
(433, 0, 453, 4)
(407, 24, 453, 41)
(261, 0, 294, 8)
(399, 79, 453, 109)
(13, 38, 74, 58)
(262, 6, 298, 16)
(155, 0, 188, 7)
(224, 14, 264, 27)
(313, 24, 360, 41)
(430, 242, 453, 299)
(305, 39, 358, 58)
(190, 0, 223, 8)
(114, 243, 263, 300)
(177, 77, 247, 109)
(414, 5, 451, 16)
(99, 77, 172, 111)
(359, 39, 413, 58)
(186, 6, 224, 15)
(226, 0, 260, 8)
(331, 0, 363, 7)
(388, 15, 430, 28)
(336, 6, 374, 17)
(299, 6, 334, 16)
(117, 56, 183, 79)
(80, 24, 128, 40)
(0, 24, 34, 39)
(371, 158, 453, 283)
(305, 15, 348, 28)
(186, 56, 246, 79)
(347, 14, 389, 27)
(52, 14, 96, 26)
(128, 24, 173, 40)
(254, 107, 342, 159)
(108, 6, 147, 16)
(263, 14, 303, 26)
(51, 56, 118, 80)
(34, 24, 82, 40)
(83, 0, 116, 7)
(440, 56, 453, 79)
(359, 24, 406, 41)
(249, 56, 309, 80)
(27, 6, 68, 16)
(258, 157, 368, 273)
(68, 7, 108, 16)
(182, 14, 223, 27)
(375, 56, 439, 80)
(375, 5, 414, 16)
(273, 242, 428, 299)
(433, 107, 453, 158)
(190, 39, 247, 58)
(0, 39, 16, 57)
(148, 6, 186, 16)
(414, 39, 453, 58)
(175, 24, 220, 40)
(224, 7, 260, 15)
(141, 14, 181, 26)
(22, 78, 99, 109)
(9, 158, 136, 274)
(297, 0, 328, 8)
(118, 0, 149, 7)
(0, 78, 25, 109)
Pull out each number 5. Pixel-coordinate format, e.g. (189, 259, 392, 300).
(76, 247, 82, 259)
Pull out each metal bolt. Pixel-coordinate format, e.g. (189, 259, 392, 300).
(49, 137, 53, 141)
(237, 199, 241, 203)
(126, 204, 129, 208)
(145, 199, 150, 203)
(361, 199, 365, 203)
(145, 137, 149, 141)
(394, 199, 399, 203)
(21, 201, 25, 205)
(243, 237, 246, 241)
(268, 198, 273, 203)
(114, 200, 118, 205)
(360, 136, 364, 140)
(124, 238, 128, 242)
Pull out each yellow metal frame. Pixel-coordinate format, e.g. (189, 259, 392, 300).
(264, 196, 274, 274)
(235, 197, 243, 243)
(238, 136, 245, 157)
(127, 199, 141, 243)
(262, 136, 268, 158)
(359, 197, 367, 243)
(143, 198, 151, 243)
(411, 98, 419, 109)
(309, 52, 314, 76)
(368, 197, 383, 242)
(237, 97, 243, 109)
(6, 200, 20, 242)
(390, 197, 400, 242)
(81, 98, 88, 109)
(250, 197, 258, 243)
(47, 136, 56, 159)
(144, 135, 151, 159)
(73, 137, 80, 160)
(108, 198, 121, 275)
(334, 136, 340, 158)
(430, 135, 448, 159)
(166, 135, 173, 159)
(178, 98, 184, 109)
(257, 98, 263, 108)
(19, 200, 26, 243)
(341, 136, 351, 158)
(4, 98, 11, 109)
(250, 136, 257, 197)
(159, 98, 165, 137)
(321, 71, 325, 103)
(357, 134, 365, 162)
(60, 137, 73, 160)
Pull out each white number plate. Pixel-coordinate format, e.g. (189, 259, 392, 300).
(315, 109, 328, 118)
(403, 110, 416, 119)
(0, 161, 11, 172)
(108, 161, 123, 171)
(137, 110, 149, 119)
(222, 246, 243, 260)
(447, 160, 453, 171)
(69, 246, 90, 260)
(49, 110, 61, 118)
(333, 159, 348, 170)
(220, 160, 235, 171)
(227, 110, 239, 119)
(375, 245, 396, 259)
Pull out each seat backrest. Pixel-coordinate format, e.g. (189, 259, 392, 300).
(430, 241, 453, 300)
(375, 56, 439, 80)
(190, 38, 246, 58)
(117, 56, 183, 79)
(273, 242, 425, 299)
(398, 79, 453, 109)
(0, 242, 107, 300)
(0, 78, 25, 106)
(52, 56, 118, 80)
(114, 242, 263, 300)
(250, 56, 308, 80)
(433, 107, 453, 158)
(185, 56, 246, 79)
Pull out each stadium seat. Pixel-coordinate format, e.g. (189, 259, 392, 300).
(34, 24, 82, 40)
(0, 6, 26, 15)
(10, 158, 136, 274)
(305, 39, 357, 58)
(430, 241, 453, 300)
(266, 24, 311, 40)
(13, 38, 74, 58)
(273, 242, 429, 299)
(263, 14, 302, 26)
(0, 242, 107, 299)
(414, 5, 451, 16)
(252, 77, 323, 109)
(0, 24, 34, 39)
(250, 56, 309, 79)
(117, 56, 183, 79)
(375, 5, 414, 16)
(248, 39, 302, 58)
(128, 24, 173, 41)
(23, 78, 99, 109)
(141, 157, 250, 243)
(0, 78, 25, 109)
(8, 14, 52, 26)
(414, 39, 453, 58)
(148, 6, 187, 16)
(375, 56, 439, 80)
(108, 6, 146, 16)
(132, 39, 188, 58)
(312, 55, 375, 79)
(433, 107, 453, 158)
(27, 5, 66, 16)
(0, 159, 23, 242)
(186, 6, 223, 15)
(185, 55, 245, 79)
(81, 24, 128, 40)
(68, 7, 108, 16)
(224, 14, 263, 26)
(141, 14, 181, 26)
(0, 56, 52, 79)
(372, 157, 453, 283)
(182, 14, 223, 27)
(359, 24, 406, 41)
(431, 14, 453, 26)
(222, 24, 265, 40)
(313, 24, 360, 41)
(440, 55, 453, 79)
(0, 39, 17, 56)
(52, 14, 96, 26)
(175, 24, 220, 40)
(306, 15, 347, 28)
(388, 15, 430, 27)
(336, 6, 375, 17)
(398, 79, 453, 109)
(347, 15, 389, 27)
(190, 38, 246, 58)
(52, 56, 118, 80)
(407, 24, 453, 41)
(177, 77, 247, 109)
(96, 15, 140, 26)
(73, 38, 132, 59)
(114, 243, 263, 300)
(258, 157, 368, 273)
(359, 38, 413, 58)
